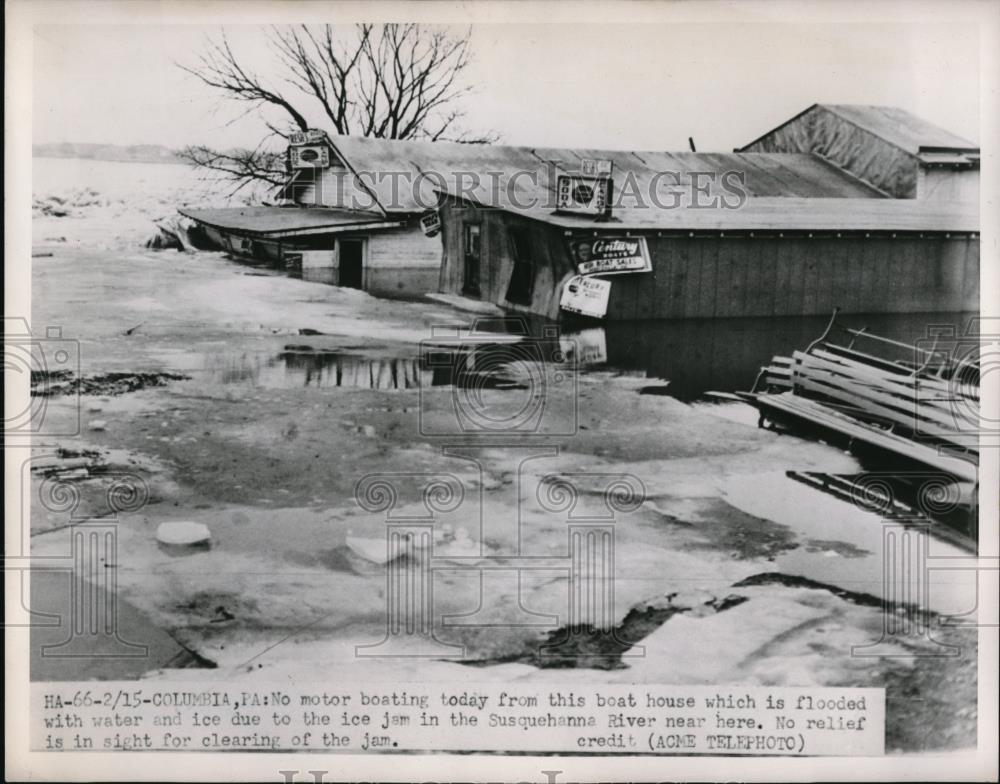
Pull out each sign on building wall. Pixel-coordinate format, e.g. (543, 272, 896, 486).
(560, 274, 612, 319)
(290, 145, 331, 169)
(420, 210, 442, 237)
(567, 236, 652, 275)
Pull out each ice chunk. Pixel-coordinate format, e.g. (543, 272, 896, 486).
(156, 521, 212, 546)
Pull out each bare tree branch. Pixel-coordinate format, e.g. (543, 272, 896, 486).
(179, 24, 498, 190)
(177, 144, 288, 192)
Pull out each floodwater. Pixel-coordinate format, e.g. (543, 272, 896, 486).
(26, 158, 980, 751)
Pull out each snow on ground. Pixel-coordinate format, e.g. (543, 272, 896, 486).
(26, 158, 978, 753)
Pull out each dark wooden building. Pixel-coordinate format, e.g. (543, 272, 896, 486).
(435, 157, 978, 321)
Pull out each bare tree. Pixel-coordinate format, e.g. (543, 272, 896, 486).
(178, 24, 497, 191)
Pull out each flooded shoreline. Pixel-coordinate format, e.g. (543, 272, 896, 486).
(26, 161, 979, 752)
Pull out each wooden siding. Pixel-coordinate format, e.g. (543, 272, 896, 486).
(438, 200, 573, 317)
(365, 225, 441, 270)
(294, 165, 384, 213)
(362, 225, 443, 298)
(918, 168, 980, 202)
(440, 199, 980, 320)
(603, 234, 979, 319)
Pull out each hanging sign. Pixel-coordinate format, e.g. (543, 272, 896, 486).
(559, 274, 612, 319)
(420, 211, 442, 237)
(567, 236, 652, 275)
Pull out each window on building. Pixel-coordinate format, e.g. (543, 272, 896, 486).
(463, 224, 482, 297)
(505, 226, 535, 305)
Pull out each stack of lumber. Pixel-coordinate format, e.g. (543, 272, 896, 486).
(789, 345, 976, 456)
(743, 313, 979, 484)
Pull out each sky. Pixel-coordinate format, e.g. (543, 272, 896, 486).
(32, 21, 981, 153)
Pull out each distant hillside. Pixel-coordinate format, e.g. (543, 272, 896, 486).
(33, 142, 186, 164)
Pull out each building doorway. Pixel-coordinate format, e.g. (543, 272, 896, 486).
(339, 239, 364, 289)
(505, 226, 535, 305)
(462, 224, 482, 297)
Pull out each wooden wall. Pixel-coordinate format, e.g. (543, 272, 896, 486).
(363, 223, 443, 299)
(440, 198, 980, 320)
(438, 199, 574, 318)
(918, 168, 980, 202)
(604, 234, 979, 320)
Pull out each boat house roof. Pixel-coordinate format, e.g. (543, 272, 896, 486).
(178, 206, 402, 239)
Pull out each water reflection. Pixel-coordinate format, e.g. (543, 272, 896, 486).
(206, 344, 537, 391)
(567, 311, 978, 401)
(204, 311, 977, 399)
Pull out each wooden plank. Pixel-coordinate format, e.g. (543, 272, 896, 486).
(795, 352, 966, 413)
(842, 238, 863, 313)
(669, 238, 692, 317)
(961, 236, 979, 311)
(782, 238, 805, 317)
(808, 348, 963, 398)
(857, 239, 877, 314)
(772, 239, 792, 316)
(633, 238, 656, 320)
(657, 240, 675, 318)
(755, 393, 978, 482)
(793, 352, 972, 424)
(682, 237, 705, 319)
(798, 239, 814, 315)
(795, 367, 968, 436)
(698, 239, 719, 318)
(759, 236, 779, 317)
(742, 236, 766, 317)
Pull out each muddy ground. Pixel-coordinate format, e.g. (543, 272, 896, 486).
(26, 181, 978, 753)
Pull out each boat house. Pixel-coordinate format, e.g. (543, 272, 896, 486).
(179, 105, 979, 319)
(432, 139, 978, 321)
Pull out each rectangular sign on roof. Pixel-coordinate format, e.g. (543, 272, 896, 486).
(289, 129, 326, 146)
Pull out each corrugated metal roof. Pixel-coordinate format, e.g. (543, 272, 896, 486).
(179, 206, 392, 237)
(440, 188, 979, 233)
(822, 104, 978, 155)
(739, 104, 979, 159)
(328, 135, 885, 214)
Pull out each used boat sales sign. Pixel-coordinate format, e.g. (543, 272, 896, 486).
(568, 236, 652, 275)
(560, 274, 612, 319)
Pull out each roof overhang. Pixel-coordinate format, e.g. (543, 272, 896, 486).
(179, 207, 404, 240)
